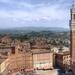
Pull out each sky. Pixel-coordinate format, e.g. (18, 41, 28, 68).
(0, 0, 73, 29)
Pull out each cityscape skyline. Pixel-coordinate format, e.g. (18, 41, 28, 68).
(0, 1, 73, 74)
(0, 0, 73, 29)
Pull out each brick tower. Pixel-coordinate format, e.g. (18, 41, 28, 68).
(70, 7, 75, 74)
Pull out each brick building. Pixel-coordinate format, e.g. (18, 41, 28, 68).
(1, 36, 12, 44)
(55, 51, 70, 71)
(31, 49, 53, 70)
(0, 46, 33, 75)
(0, 42, 54, 75)
(70, 7, 75, 75)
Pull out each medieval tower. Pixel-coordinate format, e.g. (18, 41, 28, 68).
(70, 6, 75, 74)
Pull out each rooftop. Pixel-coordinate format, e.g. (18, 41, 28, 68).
(0, 56, 7, 64)
(31, 49, 51, 54)
(56, 51, 70, 56)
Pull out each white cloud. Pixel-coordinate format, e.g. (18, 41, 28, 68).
(0, 0, 70, 28)
(11, 4, 68, 21)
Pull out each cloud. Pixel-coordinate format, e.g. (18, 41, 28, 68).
(2, 4, 68, 20)
(0, 0, 71, 28)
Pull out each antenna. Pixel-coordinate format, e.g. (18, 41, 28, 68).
(72, 0, 74, 8)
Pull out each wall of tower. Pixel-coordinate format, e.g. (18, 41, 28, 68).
(70, 8, 75, 75)
(71, 31, 75, 74)
(71, 31, 75, 60)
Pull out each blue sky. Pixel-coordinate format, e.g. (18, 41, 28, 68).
(0, 0, 73, 29)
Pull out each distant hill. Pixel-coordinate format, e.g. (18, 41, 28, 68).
(0, 27, 69, 34)
(0, 27, 70, 47)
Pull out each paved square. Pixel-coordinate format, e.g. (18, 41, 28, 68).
(12, 69, 60, 75)
(34, 69, 58, 75)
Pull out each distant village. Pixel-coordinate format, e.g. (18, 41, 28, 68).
(0, 34, 70, 75)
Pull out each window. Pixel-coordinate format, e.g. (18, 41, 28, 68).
(73, 14, 75, 19)
(11, 47, 15, 54)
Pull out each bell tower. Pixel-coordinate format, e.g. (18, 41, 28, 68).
(70, 2, 75, 74)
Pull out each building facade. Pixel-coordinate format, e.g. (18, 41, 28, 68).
(55, 51, 70, 71)
(0, 46, 33, 75)
(31, 49, 53, 70)
(0, 43, 54, 75)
